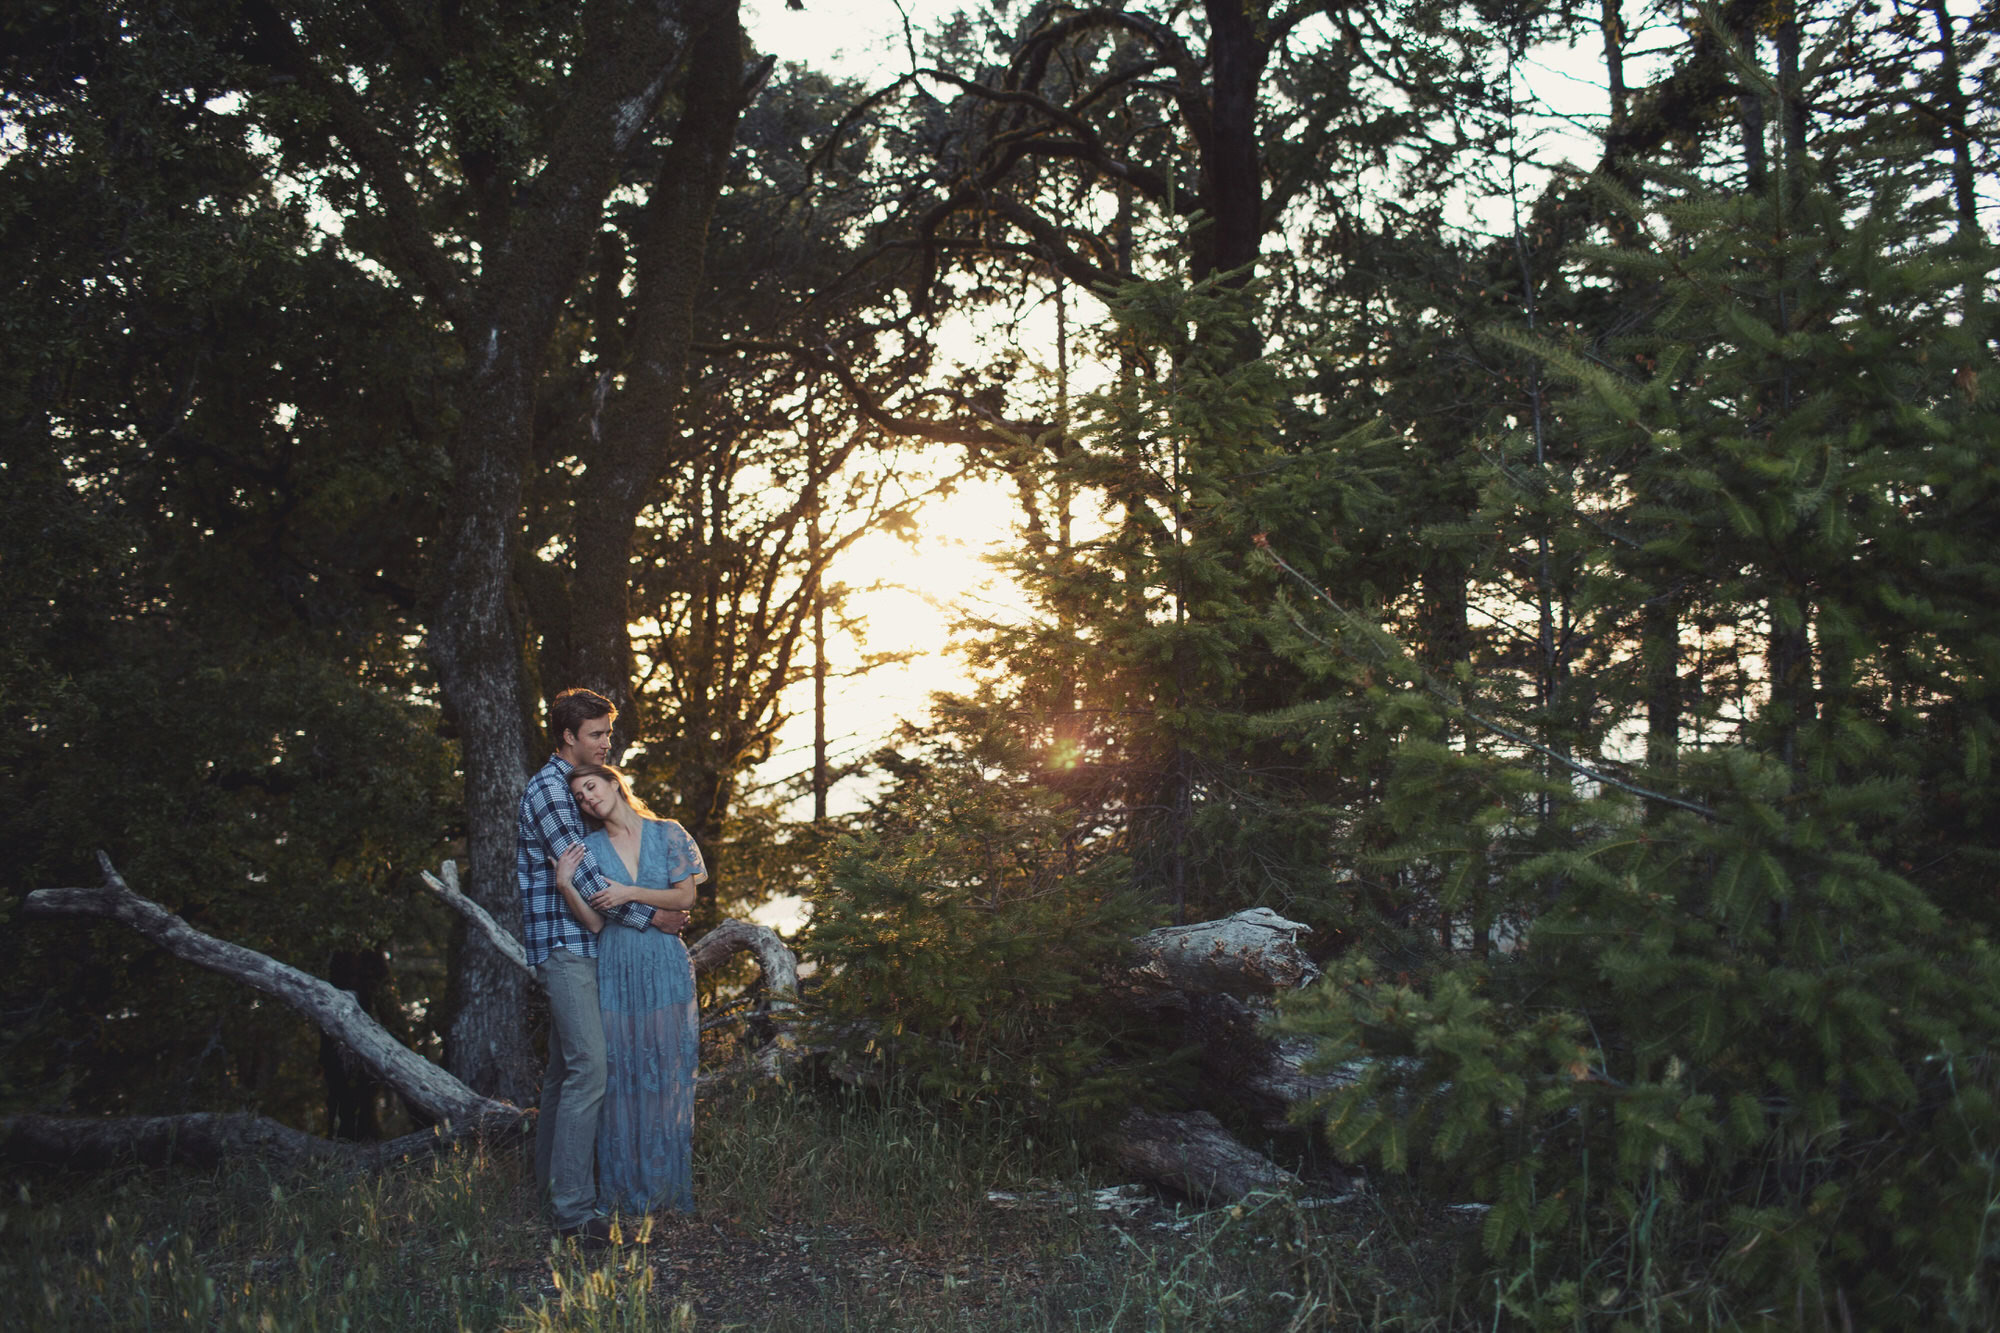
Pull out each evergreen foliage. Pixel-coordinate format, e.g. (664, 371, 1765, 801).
(1278, 90, 2000, 1324)
(0, 0, 458, 1125)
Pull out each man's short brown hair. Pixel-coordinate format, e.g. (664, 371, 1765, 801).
(550, 688, 617, 746)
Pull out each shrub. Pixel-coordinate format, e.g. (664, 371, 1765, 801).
(803, 738, 1160, 1121)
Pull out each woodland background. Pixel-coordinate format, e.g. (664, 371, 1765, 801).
(4, 0, 2000, 1324)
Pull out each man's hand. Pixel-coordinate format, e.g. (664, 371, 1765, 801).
(650, 908, 693, 935)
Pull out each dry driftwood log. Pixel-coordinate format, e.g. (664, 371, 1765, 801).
(1098, 910, 1351, 1200)
(13, 856, 1329, 1198)
(22, 854, 520, 1133)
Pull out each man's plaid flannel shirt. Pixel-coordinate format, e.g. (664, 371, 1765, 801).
(517, 753, 652, 967)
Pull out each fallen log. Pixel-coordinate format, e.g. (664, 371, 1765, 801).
(0, 1111, 517, 1172)
(14, 856, 1330, 1194)
(8, 854, 810, 1170)
(1101, 912, 1341, 1193)
(1105, 1108, 1303, 1204)
(1184, 992, 1365, 1130)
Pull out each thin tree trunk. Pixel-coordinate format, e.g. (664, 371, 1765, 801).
(1925, 0, 1986, 332)
(809, 406, 829, 825)
(1644, 593, 1681, 779)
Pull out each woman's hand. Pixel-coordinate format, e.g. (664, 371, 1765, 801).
(550, 844, 587, 892)
(588, 881, 639, 911)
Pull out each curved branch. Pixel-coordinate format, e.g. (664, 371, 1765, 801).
(685, 917, 800, 1009)
(693, 337, 1055, 449)
(919, 68, 1176, 204)
(239, 0, 465, 316)
(421, 861, 804, 1016)
(1021, 7, 1203, 95)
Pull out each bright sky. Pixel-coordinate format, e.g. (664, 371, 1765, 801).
(746, 0, 953, 77)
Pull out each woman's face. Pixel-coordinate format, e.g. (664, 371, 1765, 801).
(571, 774, 622, 823)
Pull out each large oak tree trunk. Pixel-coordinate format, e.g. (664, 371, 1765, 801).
(555, 16, 762, 749)
(417, 0, 738, 1101)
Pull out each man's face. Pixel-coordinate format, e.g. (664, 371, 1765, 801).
(563, 716, 615, 766)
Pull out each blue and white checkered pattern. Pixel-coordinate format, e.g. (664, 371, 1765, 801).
(516, 753, 652, 967)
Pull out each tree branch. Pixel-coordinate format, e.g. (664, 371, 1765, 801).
(694, 337, 1054, 449)
(420, 861, 802, 1018)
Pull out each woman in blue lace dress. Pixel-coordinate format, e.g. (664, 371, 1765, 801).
(552, 763, 703, 1215)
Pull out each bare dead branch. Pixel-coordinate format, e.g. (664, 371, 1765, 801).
(24, 854, 521, 1128)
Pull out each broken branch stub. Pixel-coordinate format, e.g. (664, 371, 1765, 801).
(418, 860, 529, 977)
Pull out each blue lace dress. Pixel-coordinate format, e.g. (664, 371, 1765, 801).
(587, 818, 704, 1214)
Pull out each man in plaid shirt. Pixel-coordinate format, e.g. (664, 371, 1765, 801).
(520, 687, 689, 1246)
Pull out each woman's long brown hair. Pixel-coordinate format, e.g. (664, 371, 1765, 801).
(568, 763, 661, 823)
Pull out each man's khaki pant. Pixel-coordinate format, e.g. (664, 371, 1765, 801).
(534, 946, 605, 1230)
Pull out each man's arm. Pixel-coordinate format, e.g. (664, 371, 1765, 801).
(525, 772, 654, 930)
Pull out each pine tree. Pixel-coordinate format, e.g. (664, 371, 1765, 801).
(1279, 48, 2000, 1322)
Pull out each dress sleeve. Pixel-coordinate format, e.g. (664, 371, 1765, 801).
(653, 820, 709, 887)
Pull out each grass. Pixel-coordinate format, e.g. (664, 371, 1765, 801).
(0, 1077, 1483, 1331)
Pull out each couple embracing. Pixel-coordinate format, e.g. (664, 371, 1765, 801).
(516, 687, 704, 1246)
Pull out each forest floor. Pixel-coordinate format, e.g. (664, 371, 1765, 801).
(0, 1075, 1483, 1330)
